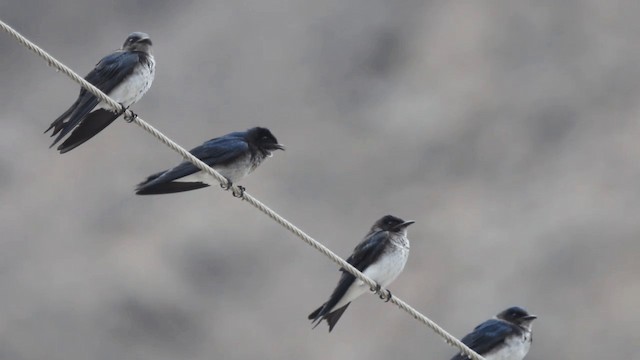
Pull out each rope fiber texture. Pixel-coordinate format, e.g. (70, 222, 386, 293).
(0, 19, 484, 360)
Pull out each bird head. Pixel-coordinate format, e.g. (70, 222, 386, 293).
(247, 127, 285, 157)
(123, 32, 152, 53)
(496, 306, 537, 329)
(372, 215, 415, 234)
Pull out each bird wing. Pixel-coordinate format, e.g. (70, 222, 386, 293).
(86, 51, 142, 94)
(451, 319, 517, 360)
(56, 109, 119, 153)
(136, 136, 249, 190)
(49, 51, 142, 141)
(313, 231, 389, 316)
(343, 230, 390, 272)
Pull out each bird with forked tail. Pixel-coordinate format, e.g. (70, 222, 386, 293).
(135, 127, 284, 195)
(309, 215, 414, 332)
(45, 32, 155, 153)
(450, 306, 537, 360)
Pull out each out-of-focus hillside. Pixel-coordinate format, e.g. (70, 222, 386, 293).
(1, 1, 639, 359)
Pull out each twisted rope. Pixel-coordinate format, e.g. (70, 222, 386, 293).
(0, 19, 484, 360)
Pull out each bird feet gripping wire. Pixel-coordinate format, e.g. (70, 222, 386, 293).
(371, 283, 393, 302)
(220, 182, 245, 198)
(232, 186, 246, 198)
(119, 103, 137, 122)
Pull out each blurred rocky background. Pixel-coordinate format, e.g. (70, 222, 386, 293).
(1, 0, 639, 359)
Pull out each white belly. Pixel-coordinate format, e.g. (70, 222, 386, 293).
(363, 247, 409, 288)
(172, 154, 255, 185)
(329, 245, 409, 312)
(214, 158, 255, 183)
(483, 332, 532, 360)
(98, 57, 155, 109)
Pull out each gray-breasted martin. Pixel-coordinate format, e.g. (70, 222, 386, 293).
(45, 32, 155, 153)
(451, 306, 537, 360)
(309, 215, 415, 332)
(136, 127, 284, 195)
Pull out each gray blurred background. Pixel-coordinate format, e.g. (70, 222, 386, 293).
(1, 0, 639, 359)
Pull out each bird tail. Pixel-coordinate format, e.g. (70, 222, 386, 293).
(135, 171, 210, 195)
(308, 305, 324, 320)
(308, 303, 350, 332)
(135, 181, 210, 195)
(323, 304, 350, 332)
(56, 109, 119, 153)
(45, 103, 76, 136)
(308, 304, 325, 329)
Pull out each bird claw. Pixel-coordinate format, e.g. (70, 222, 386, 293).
(370, 283, 392, 302)
(381, 289, 392, 302)
(220, 182, 244, 197)
(124, 111, 137, 122)
(232, 186, 246, 198)
(119, 102, 137, 122)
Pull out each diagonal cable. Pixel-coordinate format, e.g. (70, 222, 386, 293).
(0, 19, 484, 360)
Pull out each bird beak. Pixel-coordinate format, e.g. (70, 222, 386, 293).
(138, 38, 152, 45)
(394, 220, 415, 230)
(266, 144, 285, 157)
(522, 315, 538, 320)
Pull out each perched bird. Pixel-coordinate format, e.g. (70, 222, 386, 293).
(45, 32, 155, 153)
(308, 215, 415, 332)
(451, 306, 537, 360)
(135, 127, 284, 195)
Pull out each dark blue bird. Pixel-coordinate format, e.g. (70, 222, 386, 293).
(309, 215, 415, 332)
(45, 32, 155, 153)
(451, 306, 537, 360)
(135, 127, 284, 195)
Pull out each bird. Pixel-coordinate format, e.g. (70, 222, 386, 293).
(45, 32, 155, 153)
(308, 215, 415, 332)
(135, 127, 284, 195)
(450, 306, 537, 360)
